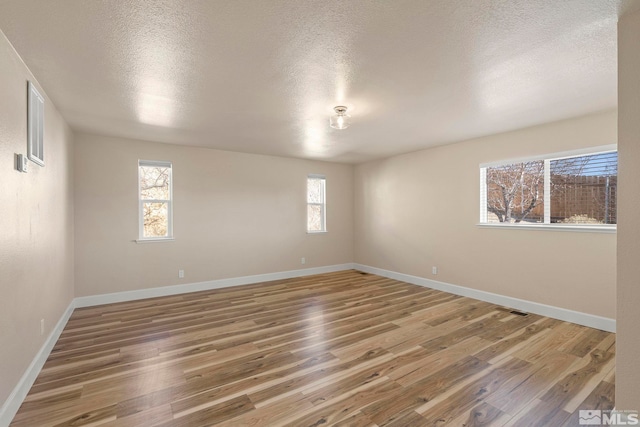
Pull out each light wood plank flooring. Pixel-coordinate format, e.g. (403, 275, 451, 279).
(11, 270, 615, 426)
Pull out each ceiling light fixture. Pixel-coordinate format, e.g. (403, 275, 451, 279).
(329, 106, 351, 130)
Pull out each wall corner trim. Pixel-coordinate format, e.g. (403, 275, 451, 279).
(0, 300, 76, 427)
(354, 263, 616, 333)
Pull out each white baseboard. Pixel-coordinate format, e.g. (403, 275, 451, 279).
(1, 263, 355, 426)
(0, 300, 76, 427)
(74, 263, 356, 308)
(2, 261, 616, 426)
(354, 263, 616, 333)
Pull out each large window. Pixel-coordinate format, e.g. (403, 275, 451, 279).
(480, 148, 617, 228)
(139, 160, 173, 239)
(307, 175, 326, 232)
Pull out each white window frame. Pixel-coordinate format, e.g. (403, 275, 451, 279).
(478, 145, 617, 233)
(138, 160, 174, 242)
(307, 174, 327, 233)
(27, 81, 45, 166)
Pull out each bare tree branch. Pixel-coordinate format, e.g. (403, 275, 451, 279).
(486, 161, 544, 223)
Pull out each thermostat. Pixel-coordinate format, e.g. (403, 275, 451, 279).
(17, 154, 27, 173)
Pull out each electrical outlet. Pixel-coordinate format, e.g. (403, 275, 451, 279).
(40, 319, 44, 335)
(301, 257, 306, 265)
(178, 269, 185, 278)
(432, 266, 438, 275)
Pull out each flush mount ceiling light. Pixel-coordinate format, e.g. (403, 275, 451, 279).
(329, 106, 351, 130)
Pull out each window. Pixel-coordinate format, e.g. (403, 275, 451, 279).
(480, 147, 617, 228)
(139, 160, 173, 240)
(27, 81, 45, 166)
(307, 175, 326, 232)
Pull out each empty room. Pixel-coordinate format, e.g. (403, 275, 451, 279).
(2, 1, 640, 426)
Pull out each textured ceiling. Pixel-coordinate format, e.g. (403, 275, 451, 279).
(0, 0, 637, 163)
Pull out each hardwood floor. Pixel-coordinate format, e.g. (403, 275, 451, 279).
(10, 270, 615, 426)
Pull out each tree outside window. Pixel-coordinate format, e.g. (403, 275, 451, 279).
(139, 160, 173, 239)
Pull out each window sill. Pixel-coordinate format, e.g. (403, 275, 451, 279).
(476, 223, 616, 233)
(307, 230, 328, 234)
(135, 238, 175, 243)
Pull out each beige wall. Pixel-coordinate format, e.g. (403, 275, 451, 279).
(355, 110, 617, 319)
(0, 31, 74, 404)
(74, 133, 354, 297)
(616, 9, 640, 411)
(0, 16, 627, 413)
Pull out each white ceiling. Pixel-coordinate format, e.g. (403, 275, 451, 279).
(1, 0, 638, 163)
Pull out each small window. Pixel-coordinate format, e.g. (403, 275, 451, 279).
(139, 160, 173, 239)
(307, 175, 326, 232)
(480, 148, 617, 227)
(27, 81, 45, 166)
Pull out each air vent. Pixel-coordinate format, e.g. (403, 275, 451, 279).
(496, 306, 529, 317)
(509, 310, 529, 316)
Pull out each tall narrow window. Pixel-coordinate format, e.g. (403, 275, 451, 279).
(139, 160, 173, 239)
(27, 81, 45, 166)
(307, 175, 326, 232)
